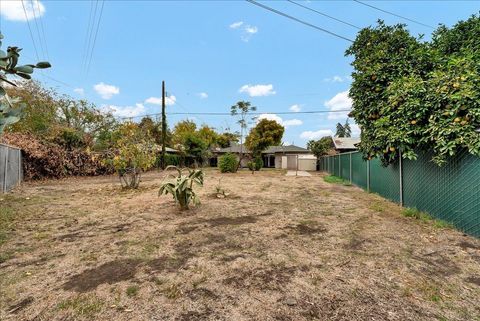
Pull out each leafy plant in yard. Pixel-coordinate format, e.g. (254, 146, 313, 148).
(218, 153, 238, 173)
(245, 118, 284, 174)
(323, 175, 351, 186)
(0, 32, 51, 134)
(247, 156, 263, 173)
(346, 16, 480, 166)
(159, 166, 204, 210)
(107, 122, 157, 189)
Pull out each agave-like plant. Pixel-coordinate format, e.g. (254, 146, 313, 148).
(0, 32, 51, 134)
(159, 166, 204, 210)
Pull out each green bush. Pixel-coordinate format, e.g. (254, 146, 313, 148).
(156, 153, 181, 167)
(218, 153, 238, 173)
(247, 156, 263, 171)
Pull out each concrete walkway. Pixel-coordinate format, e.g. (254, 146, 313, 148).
(286, 170, 311, 177)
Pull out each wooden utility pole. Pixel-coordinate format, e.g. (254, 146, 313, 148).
(161, 80, 166, 170)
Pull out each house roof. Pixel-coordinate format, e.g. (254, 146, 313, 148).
(263, 145, 309, 154)
(332, 137, 360, 150)
(217, 144, 309, 154)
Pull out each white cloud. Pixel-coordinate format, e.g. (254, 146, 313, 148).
(289, 104, 301, 112)
(300, 129, 334, 140)
(257, 113, 303, 128)
(94, 82, 120, 99)
(73, 88, 84, 96)
(351, 123, 361, 137)
(144, 95, 176, 106)
(239, 84, 276, 97)
(240, 25, 258, 42)
(103, 103, 146, 118)
(323, 75, 352, 83)
(230, 21, 258, 42)
(229, 21, 244, 29)
(1, 0, 45, 22)
(324, 90, 352, 120)
(245, 25, 258, 34)
(198, 92, 208, 99)
(283, 119, 303, 127)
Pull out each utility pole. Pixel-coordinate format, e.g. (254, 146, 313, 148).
(161, 80, 166, 170)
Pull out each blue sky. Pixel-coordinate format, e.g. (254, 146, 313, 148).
(1, 0, 479, 147)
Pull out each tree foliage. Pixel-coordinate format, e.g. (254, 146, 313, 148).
(245, 119, 284, 157)
(307, 136, 334, 158)
(346, 16, 480, 165)
(335, 120, 351, 138)
(108, 122, 157, 189)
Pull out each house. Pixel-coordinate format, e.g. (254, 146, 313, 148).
(214, 144, 316, 170)
(332, 137, 360, 153)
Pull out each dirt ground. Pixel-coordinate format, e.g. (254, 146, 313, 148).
(0, 168, 479, 321)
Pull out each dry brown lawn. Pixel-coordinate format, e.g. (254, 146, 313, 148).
(0, 168, 479, 321)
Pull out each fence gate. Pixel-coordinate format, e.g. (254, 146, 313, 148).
(0, 143, 23, 193)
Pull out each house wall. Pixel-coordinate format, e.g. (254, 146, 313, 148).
(298, 158, 317, 171)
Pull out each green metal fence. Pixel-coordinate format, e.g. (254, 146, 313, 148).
(321, 151, 480, 237)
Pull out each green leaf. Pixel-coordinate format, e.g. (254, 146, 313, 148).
(0, 87, 5, 97)
(35, 61, 51, 69)
(16, 72, 31, 80)
(15, 65, 34, 74)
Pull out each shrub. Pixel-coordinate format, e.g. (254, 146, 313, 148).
(1, 133, 113, 180)
(108, 123, 157, 189)
(159, 166, 204, 210)
(218, 153, 238, 173)
(247, 156, 263, 173)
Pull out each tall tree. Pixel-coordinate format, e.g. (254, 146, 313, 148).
(307, 136, 334, 159)
(245, 119, 284, 157)
(335, 120, 351, 138)
(172, 119, 197, 147)
(230, 101, 256, 162)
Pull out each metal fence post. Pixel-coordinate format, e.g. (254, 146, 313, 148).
(338, 155, 341, 177)
(399, 151, 403, 206)
(349, 153, 352, 183)
(366, 159, 370, 192)
(18, 149, 21, 186)
(3, 147, 9, 193)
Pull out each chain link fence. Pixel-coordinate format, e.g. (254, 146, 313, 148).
(320, 150, 480, 237)
(0, 143, 22, 193)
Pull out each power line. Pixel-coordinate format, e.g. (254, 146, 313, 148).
(82, 1, 96, 72)
(86, 0, 105, 73)
(30, 0, 47, 60)
(287, 0, 361, 30)
(35, 0, 50, 60)
(21, 0, 41, 61)
(245, 0, 354, 42)
(119, 109, 351, 120)
(353, 0, 434, 29)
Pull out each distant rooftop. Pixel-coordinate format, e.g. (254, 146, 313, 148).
(332, 137, 360, 150)
(217, 144, 309, 154)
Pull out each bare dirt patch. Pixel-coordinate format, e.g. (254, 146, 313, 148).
(1, 169, 479, 321)
(63, 259, 141, 293)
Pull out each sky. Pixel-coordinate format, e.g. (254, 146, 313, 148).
(1, 0, 479, 147)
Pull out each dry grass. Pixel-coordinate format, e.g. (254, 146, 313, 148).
(0, 168, 479, 321)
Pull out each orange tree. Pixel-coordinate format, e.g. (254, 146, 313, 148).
(346, 15, 480, 166)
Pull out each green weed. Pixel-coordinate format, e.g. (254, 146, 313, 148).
(323, 175, 351, 186)
(57, 294, 103, 317)
(402, 208, 453, 229)
(126, 285, 139, 297)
